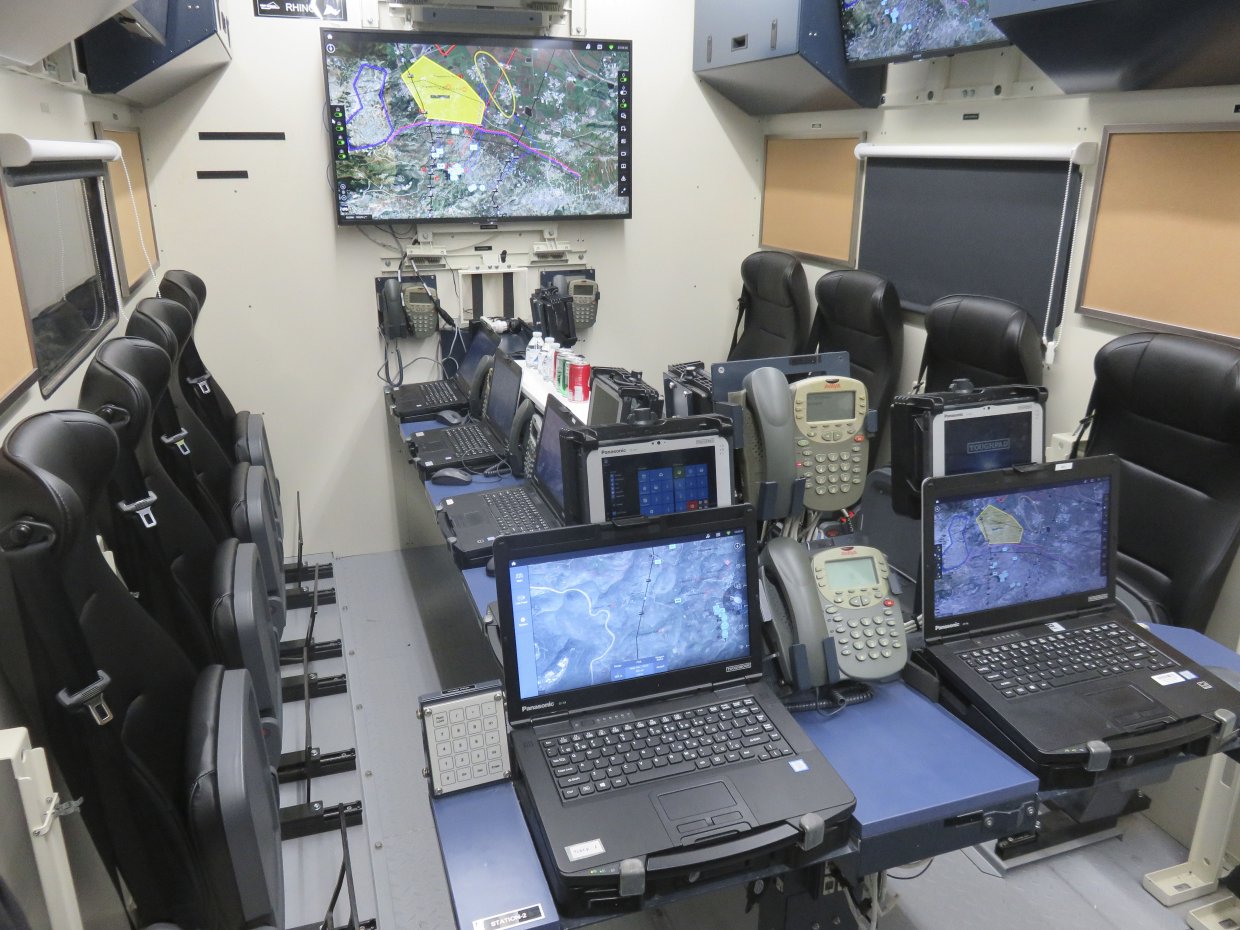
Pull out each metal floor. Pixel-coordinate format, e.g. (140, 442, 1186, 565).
(327, 547, 1232, 930)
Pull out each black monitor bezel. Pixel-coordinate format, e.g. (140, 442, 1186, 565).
(320, 27, 633, 226)
(838, 0, 1009, 67)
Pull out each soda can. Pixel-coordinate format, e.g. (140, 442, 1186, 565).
(557, 352, 571, 395)
(570, 359, 591, 403)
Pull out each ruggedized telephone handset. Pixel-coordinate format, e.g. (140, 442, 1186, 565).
(730, 366, 798, 518)
(791, 376, 868, 513)
(760, 538, 906, 687)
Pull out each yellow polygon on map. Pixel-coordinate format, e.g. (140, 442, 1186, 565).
(976, 504, 1024, 545)
(402, 55, 485, 126)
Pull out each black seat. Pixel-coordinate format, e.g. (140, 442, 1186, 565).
(79, 336, 284, 763)
(727, 251, 814, 361)
(0, 411, 280, 928)
(187, 665, 284, 930)
(918, 295, 1044, 393)
(231, 462, 287, 636)
(813, 270, 905, 469)
(1080, 332, 1240, 632)
(161, 271, 279, 495)
(127, 297, 235, 537)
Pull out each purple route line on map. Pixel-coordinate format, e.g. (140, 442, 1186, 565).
(343, 64, 579, 177)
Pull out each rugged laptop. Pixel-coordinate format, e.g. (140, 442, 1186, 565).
(390, 328, 498, 422)
(494, 505, 856, 913)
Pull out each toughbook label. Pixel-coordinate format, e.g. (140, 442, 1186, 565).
(565, 838, 605, 862)
(472, 904, 544, 930)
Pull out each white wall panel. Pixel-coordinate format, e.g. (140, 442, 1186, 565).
(137, 0, 765, 558)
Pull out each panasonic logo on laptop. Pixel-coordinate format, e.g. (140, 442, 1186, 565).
(936, 621, 963, 631)
(725, 662, 752, 674)
(1087, 593, 1108, 602)
(523, 700, 558, 712)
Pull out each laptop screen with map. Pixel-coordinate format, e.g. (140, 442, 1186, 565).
(495, 506, 763, 724)
(922, 457, 1118, 641)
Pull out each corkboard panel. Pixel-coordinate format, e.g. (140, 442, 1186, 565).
(1080, 127, 1240, 341)
(760, 136, 859, 263)
(97, 125, 159, 296)
(0, 196, 36, 414)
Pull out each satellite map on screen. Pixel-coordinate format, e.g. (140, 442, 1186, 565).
(322, 31, 631, 222)
(931, 480, 1109, 620)
(840, 0, 1005, 64)
(516, 533, 750, 698)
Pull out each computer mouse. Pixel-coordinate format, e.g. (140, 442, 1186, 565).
(431, 467, 473, 486)
(435, 410, 465, 425)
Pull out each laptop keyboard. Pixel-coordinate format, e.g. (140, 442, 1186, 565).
(420, 380, 459, 405)
(961, 621, 1179, 700)
(448, 423, 493, 457)
(486, 489, 551, 534)
(539, 696, 795, 801)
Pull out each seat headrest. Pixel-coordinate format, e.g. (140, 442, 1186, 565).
(0, 412, 117, 555)
(741, 250, 806, 307)
(160, 271, 202, 322)
(1094, 332, 1240, 443)
(925, 295, 1042, 383)
(78, 338, 172, 450)
(163, 269, 207, 311)
(128, 298, 193, 358)
(815, 270, 901, 336)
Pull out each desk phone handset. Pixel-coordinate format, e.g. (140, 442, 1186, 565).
(760, 538, 906, 687)
(791, 375, 868, 513)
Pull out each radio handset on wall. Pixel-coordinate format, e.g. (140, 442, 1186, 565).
(730, 366, 799, 518)
(790, 376, 869, 513)
(760, 538, 906, 689)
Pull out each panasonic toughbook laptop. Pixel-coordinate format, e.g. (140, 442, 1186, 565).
(494, 505, 855, 913)
(438, 396, 582, 568)
(409, 350, 524, 478)
(390, 328, 499, 422)
(921, 455, 1240, 779)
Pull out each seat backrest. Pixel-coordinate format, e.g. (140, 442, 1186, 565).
(186, 666, 284, 930)
(233, 411, 281, 511)
(1083, 332, 1240, 632)
(127, 298, 235, 527)
(813, 270, 905, 469)
(0, 411, 208, 926)
(728, 251, 814, 361)
(230, 463, 286, 635)
(79, 337, 221, 669)
(210, 538, 282, 765)
(919, 295, 1044, 393)
(160, 269, 240, 439)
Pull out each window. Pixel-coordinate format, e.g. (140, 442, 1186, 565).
(1, 165, 119, 396)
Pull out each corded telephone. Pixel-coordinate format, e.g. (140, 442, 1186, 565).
(552, 275, 601, 329)
(791, 375, 868, 513)
(730, 366, 798, 518)
(402, 280, 439, 339)
(760, 538, 906, 689)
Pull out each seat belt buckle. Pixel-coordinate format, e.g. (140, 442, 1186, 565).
(160, 427, 192, 456)
(117, 491, 158, 528)
(57, 670, 114, 726)
(187, 373, 212, 395)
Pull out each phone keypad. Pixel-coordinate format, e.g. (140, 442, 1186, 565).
(792, 378, 868, 513)
(811, 548, 907, 681)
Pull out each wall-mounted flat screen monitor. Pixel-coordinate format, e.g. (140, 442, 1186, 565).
(840, 0, 1007, 65)
(321, 28, 632, 225)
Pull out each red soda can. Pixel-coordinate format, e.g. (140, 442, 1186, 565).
(570, 359, 591, 403)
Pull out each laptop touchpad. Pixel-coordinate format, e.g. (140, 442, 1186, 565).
(655, 779, 756, 846)
(1084, 683, 1173, 730)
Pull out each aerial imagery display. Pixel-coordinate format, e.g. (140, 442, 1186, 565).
(840, 0, 1005, 63)
(513, 533, 750, 698)
(323, 31, 631, 222)
(931, 480, 1109, 619)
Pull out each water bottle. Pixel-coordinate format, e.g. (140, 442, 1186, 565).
(526, 331, 543, 372)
